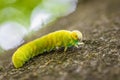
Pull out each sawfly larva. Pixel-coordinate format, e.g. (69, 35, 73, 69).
(12, 30, 83, 68)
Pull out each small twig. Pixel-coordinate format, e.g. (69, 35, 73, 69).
(40, 59, 53, 68)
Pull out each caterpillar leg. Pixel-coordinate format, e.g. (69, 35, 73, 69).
(56, 46, 59, 50)
(78, 42, 84, 45)
(75, 42, 84, 48)
(75, 44, 79, 48)
(64, 47, 68, 52)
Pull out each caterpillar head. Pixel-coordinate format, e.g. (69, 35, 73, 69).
(71, 30, 83, 42)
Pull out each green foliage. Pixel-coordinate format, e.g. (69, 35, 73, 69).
(0, 0, 42, 27)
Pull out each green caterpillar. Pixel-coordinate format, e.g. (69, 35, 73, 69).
(12, 30, 83, 68)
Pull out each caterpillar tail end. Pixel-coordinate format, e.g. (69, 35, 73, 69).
(12, 54, 24, 68)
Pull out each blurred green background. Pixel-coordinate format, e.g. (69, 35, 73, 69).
(0, 0, 78, 53)
(0, 0, 42, 26)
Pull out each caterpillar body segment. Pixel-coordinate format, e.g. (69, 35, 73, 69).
(12, 30, 83, 68)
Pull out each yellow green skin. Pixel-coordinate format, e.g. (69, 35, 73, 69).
(12, 30, 81, 68)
